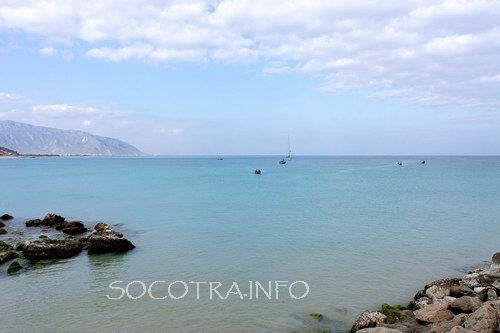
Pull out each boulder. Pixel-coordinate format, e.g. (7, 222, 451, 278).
(350, 311, 387, 332)
(86, 233, 135, 254)
(449, 285, 474, 298)
(0, 221, 4, 228)
(486, 288, 497, 301)
(20, 239, 83, 260)
(414, 302, 454, 324)
(462, 302, 498, 333)
(425, 313, 468, 333)
(7, 261, 22, 274)
(25, 219, 42, 227)
(58, 221, 87, 235)
(41, 213, 65, 226)
(462, 266, 500, 288)
(94, 222, 109, 233)
(424, 279, 459, 299)
(0, 251, 19, 265)
(491, 252, 500, 268)
(0, 214, 13, 221)
(356, 328, 403, 333)
(0, 240, 13, 251)
(450, 296, 482, 313)
(446, 326, 476, 333)
(0, 228, 7, 234)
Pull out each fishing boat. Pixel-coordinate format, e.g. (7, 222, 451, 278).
(279, 159, 286, 164)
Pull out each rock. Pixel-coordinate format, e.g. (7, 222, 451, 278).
(486, 288, 497, 301)
(20, 239, 83, 260)
(414, 289, 426, 300)
(450, 296, 483, 313)
(86, 233, 135, 254)
(415, 302, 454, 323)
(7, 261, 22, 274)
(425, 313, 468, 333)
(0, 214, 13, 221)
(93, 223, 123, 238)
(0, 221, 4, 228)
(350, 311, 387, 332)
(446, 326, 476, 333)
(425, 279, 459, 299)
(309, 313, 323, 320)
(59, 221, 87, 235)
(463, 302, 498, 333)
(39, 234, 48, 239)
(0, 240, 13, 251)
(356, 328, 403, 333)
(0, 251, 19, 264)
(414, 297, 433, 309)
(491, 252, 500, 268)
(0, 228, 7, 234)
(25, 219, 41, 227)
(41, 213, 65, 226)
(463, 266, 500, 289)
(450, 285, 474, 298)
(94, 222, 109, 233)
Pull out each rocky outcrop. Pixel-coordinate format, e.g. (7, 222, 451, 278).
(57, 221, 87, 235)
(0, 221, 5, 228)
(25, 219, 41, 227)
(0, 214, 13, 221)
(349, 253, 500, 333)
(86, 223, 135, 254)
(19, 239, 83, 260)
(0, 240, 14, 251)
(41, 213, 65, 226)
(0, 251, 20, 265)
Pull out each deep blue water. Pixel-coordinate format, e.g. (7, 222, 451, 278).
(0, 156, 499, 332)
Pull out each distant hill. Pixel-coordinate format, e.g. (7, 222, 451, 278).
(0, 120, 144, 156)
(0, 146, 19, 156)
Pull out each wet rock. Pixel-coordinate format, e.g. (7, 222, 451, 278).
(59, 221, 87, 235)
(491, 252, 500, 268)
(7, 261, 22, 274)
(462, 302, 498, 333)
(87, 233, 135, 254)
(450, 296, 482, 313)
(0, 240, 13, 251)
(0, 251, 19, 265)
(20, 239, 83, 260)
(414, 302, 454, 324)
(1, 214, 13, 221)
(350, 311, 387, 332)
(0, 228, 7, 234)
(39, 234, 48, 239)
(25, 219, 41, 227)
(356, 328, 403, 333)
(94, 222, 109, 233)
(0, 221, 4, 228)
(309, 313, 323, 320)
(449, 285, 474, 298)
(41, 213, 65, 226)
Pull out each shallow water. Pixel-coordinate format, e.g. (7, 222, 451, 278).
(1, 156, 499, 332)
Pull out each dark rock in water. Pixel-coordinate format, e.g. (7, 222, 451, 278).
(25, 219, 42, 227)
(1, 214, 13, 221)
(41, 213, 65, 226)
(94, 222, 109, 233)
(492, 252, 500, 266)
(0, 228, 7, 235)
(309, 313, 323, 321)
(350, 311, 387, 332)
(39, 234, 48, 239)
(0, 240, 14, 251)
(87, 232, 135, 254)
(7, 261, 22, 274)
(20, 239, 83, 260)
(0, 221, 5, 228)
(0, 251, 20, 265)
(58, 221, 87, 235)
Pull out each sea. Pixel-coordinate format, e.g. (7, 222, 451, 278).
(1, 156, 499, 332)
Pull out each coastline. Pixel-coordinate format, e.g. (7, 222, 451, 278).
(344, 253, 500, 333)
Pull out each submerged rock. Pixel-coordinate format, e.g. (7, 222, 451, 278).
(1, 214, 13, 221)
(0, 240, 13, 251)
(7, 261, 22, 274)
(0, 228, 7, 234)
(0, 221, 5, 228)
(25, 219, 41, 227)
(0, 251, 20, 265)
(41, 213, 65, 226)
(58, 221, 87, 235)
(20, 239, 83, 260)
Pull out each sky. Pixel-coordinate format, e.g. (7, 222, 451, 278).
(0, 0, 500, 155)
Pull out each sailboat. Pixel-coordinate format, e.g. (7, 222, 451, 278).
(286, 135, 292, 161)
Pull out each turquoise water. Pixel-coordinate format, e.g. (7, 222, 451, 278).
(1, 156, 499, 332)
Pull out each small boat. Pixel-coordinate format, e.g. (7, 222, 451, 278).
(286, 135, 292, 161)
(217, 157, 223, 160)
(398, 162, 402, 166)
(254, 169, 261, 174)
(421, 160, 426, 164)
(279, 159, 286, 165)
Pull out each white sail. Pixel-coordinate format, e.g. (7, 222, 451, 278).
(286, 135, 292, 160)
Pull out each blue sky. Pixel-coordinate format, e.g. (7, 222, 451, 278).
(1, 1, 499, 155)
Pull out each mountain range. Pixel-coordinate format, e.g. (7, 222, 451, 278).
(0, 120, 143, 156)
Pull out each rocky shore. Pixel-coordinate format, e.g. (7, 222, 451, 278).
(0, 212, 135, 275)
(347, 253, 500, 333)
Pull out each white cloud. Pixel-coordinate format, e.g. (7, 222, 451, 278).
(1, 0, 500, 108)
(39, 46, 56, 56)
(32, 104, 101, 117)
(0, 92, 21, 101)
